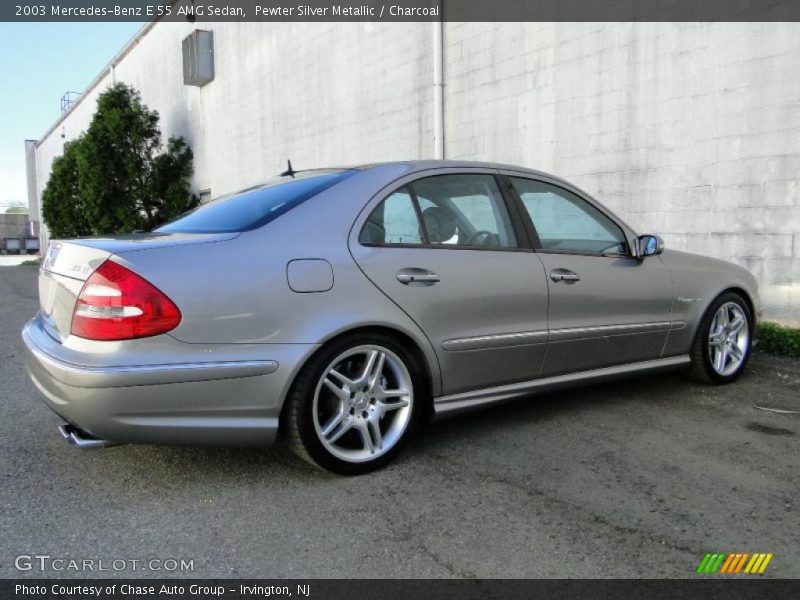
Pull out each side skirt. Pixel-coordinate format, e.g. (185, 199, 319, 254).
(432, 355, 691, 419)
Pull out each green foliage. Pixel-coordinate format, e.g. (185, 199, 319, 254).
(5, 205, 28, 214)
(757, 322, 800, 358)
(41, 140, 90, 238)
(143, 137, 196, 229)
(40, 82, 197, 238)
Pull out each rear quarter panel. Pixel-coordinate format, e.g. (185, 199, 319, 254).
(112, 164, 443, 396)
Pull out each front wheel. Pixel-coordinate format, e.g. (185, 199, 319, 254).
(688, 292, 752, 384)
(283, 333, 421, 475)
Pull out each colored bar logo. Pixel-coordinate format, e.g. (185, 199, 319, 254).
(696, 552, 773, 574)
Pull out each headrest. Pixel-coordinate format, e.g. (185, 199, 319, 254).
(422, 206, 457, 243)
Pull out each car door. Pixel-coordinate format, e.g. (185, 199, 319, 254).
(349, 170, 549, 395)
(505, 174, 674, 377)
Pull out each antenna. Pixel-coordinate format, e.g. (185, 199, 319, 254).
(280, 160, 296, 178)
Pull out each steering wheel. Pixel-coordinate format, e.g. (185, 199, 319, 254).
(464, 230, 496, 246)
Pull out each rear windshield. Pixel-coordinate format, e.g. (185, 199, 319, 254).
(156, 169, 355, 233)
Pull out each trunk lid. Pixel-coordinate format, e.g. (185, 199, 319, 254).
(38, 233, 238, 342)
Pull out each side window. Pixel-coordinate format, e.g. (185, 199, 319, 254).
(359, 188, 423, 245)
(510, 177, 628, 255)
(412, 174, 517, 248)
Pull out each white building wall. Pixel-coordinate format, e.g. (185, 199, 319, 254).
(34, 21, 800, 322)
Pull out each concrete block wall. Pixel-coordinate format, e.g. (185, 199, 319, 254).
(33, 21, 800, 322)
(444, 22, 800, 323)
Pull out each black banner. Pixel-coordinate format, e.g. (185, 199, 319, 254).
(4, 579, 800, 600)
(4, 0, 800, 22)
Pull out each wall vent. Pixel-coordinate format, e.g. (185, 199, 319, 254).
(182, 30, 214, 87)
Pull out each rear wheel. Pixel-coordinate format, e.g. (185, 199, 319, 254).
(688, 292, 752, 384)
(283, 333, 421, 475)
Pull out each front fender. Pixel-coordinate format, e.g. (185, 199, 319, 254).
(660, 249, 760, 356)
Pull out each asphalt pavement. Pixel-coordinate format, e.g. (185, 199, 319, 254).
(1, 265, 797, 578)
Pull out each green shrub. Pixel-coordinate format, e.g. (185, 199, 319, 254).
(41, 82, 196, 238)
(41, 140, 90, 238)
(757, 322, 800, 358)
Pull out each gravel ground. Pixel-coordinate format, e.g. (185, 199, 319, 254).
(1, 265, 797, 579)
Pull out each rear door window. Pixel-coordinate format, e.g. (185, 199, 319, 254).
(359, 188, 423, 245)
(412, 174, 517, 248)
(358, 174, 519, 249)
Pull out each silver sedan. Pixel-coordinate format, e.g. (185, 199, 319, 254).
(22, 161, 761, 474)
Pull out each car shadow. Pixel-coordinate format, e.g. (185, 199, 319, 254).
(415, 370, 691, 443)
(69, 369, 698, 483)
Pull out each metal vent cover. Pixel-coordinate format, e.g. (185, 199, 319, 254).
(182, 29, 214, 87)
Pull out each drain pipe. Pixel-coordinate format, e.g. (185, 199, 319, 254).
(433, 12, 444, 159)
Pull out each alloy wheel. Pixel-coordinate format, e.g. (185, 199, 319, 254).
(312, 345, 413, 463)
(707, 301, 749, 376)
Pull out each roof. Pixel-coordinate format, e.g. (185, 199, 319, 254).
(276, 159, 561, 181)
(357, 159, 574, 188)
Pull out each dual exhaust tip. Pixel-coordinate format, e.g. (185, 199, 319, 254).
(58, 423, 116, 449)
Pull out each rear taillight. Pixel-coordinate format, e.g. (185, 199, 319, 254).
(70, 260, 181, 341)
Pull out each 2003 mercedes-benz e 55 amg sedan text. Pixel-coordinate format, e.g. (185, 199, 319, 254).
(23, 161, 761, 474)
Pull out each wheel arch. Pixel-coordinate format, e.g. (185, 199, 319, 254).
(725, 286, 756, 323)
(280, 324, 439, 427)
(691, 285, 757, 342)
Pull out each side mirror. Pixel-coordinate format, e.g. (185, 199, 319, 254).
(637, 234, 664, 258)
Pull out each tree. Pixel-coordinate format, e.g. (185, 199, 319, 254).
(143, 137, 195, 229)
(41, 82, 197, 238)
(41, 140, 90, 238)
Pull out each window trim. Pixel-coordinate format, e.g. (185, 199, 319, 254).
(407, 184, 431, 244)
(497, 174, 540, 250)
(504, 174, 635, 259)
(357, 172, 529, 253)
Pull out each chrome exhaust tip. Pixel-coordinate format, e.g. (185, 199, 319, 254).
(58, 423, 116, 449)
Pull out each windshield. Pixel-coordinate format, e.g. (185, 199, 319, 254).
(156, 169, 356, 233)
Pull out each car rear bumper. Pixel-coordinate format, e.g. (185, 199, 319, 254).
(21, 317, 316, 447)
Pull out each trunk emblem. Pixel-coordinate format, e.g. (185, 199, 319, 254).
(68, 264, 91, 275)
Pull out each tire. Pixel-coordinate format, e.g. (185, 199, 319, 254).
(283, 332, 423, 475)
(688, 291, 753, 384)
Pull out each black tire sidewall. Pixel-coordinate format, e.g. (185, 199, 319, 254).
(291, 333, 423, 475)
(697, 292, 753, 384)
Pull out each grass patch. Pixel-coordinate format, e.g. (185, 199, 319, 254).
(757, 322, 800, 358)
(20, 257, 41, 267)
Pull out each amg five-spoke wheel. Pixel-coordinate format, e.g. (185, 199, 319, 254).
(284, 333, 420, 474)
(689, 292, 752, 384)
(314, 346, 413, 462)
(708, 302, 749, 376)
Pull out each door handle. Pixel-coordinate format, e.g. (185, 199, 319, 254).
(550, 270, 581, 283)
(397, 268, 440, 286)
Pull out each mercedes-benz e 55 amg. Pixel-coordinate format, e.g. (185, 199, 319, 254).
(23, 161, 760, 474)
